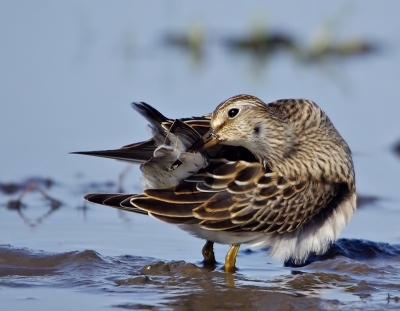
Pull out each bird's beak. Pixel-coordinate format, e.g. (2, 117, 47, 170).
(188, 129, 219, 152)
(169, 129, 219, 171)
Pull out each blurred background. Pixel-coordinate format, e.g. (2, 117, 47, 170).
(1, 1, 400, 309)
(0, 0, 400, 254)
(2, 0, 400, 270)
(1, 1, 399, 184)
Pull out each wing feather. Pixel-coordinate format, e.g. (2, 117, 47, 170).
(199, 219, 239, 231)
(131, 196, 198, 217)
(192, 206, 231, 220)
(83, 156, 340, 235)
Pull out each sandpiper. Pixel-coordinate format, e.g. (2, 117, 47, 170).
(73, 94, 356, 272)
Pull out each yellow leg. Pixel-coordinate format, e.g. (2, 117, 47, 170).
(202, 240, 216, 265)
(224, 244, 240, 272)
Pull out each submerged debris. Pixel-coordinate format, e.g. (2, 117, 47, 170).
(0, 177, 54, 195)
(224, 31, 295, 56)
(357, 194, 381, 208)
(2, 178, 61, 227)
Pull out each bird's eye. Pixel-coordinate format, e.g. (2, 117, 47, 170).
(228, 108, 240, 119)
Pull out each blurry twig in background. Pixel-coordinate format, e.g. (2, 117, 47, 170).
(387, 294, 400, 303)
(85, 4, 384, 83)
(356, 194, 381, 209)
(74, 166, 134, 222)
(8, 182, 60, 208)
(392, 140, 400, 158)
(163, 22, 205, 66)
(0, 177, 55, 195)
(295, 5, 379, 63)
(222, 18, 295, 77)
(5, 181, 61, 227)
(160, 10, 380, 81)
(118, 164, 133, 193)
(299, 37, 378, 63)
(223, 22, 295, 60)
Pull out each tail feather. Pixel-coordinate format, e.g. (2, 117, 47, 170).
(71, 140, 156, 163)
(72, 103, 212, 165)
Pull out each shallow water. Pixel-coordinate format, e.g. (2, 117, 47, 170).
(1, 184, 400, 310)
(1, 239, 400, 310)
(2, 1, 400, 310)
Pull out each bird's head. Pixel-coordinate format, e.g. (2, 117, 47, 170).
(191, 94, 354, 184)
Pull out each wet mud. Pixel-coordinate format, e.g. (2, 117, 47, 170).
(1, 239, 400, 310)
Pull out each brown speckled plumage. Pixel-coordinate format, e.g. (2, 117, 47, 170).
(74, 94, 356, 270)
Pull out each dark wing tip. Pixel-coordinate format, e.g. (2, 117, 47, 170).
(84, 193, 96, 200)
(84, 193, 111, 204)
(84, 193, 149, 215)
(130, 101, 149, 111)
(131, 102, 161, 125)
(130, 101, 160, 117)
(83, 192, 129, 206)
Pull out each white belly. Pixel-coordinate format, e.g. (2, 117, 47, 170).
(178, 224, 267, 245)
(178, 193, 356, 263)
